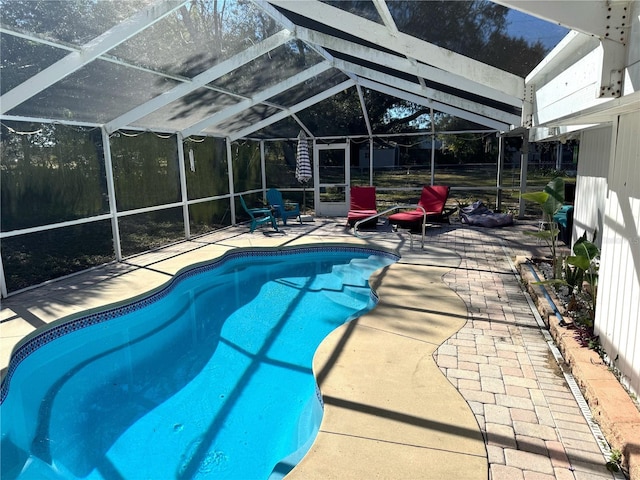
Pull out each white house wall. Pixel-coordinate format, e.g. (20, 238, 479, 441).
(574, 126, 612, 246)
(595, 110, 640, 398)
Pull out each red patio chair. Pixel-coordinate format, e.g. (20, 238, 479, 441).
(388, 185, 453, 230)
(347, 186, 378, 227)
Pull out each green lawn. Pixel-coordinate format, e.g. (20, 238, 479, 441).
(351, 165, 573, 217)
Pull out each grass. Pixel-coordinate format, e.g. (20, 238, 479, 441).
(353, 165, 573, 217)
(5, 164, 573, 293)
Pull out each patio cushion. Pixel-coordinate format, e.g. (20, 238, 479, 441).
(347, 209, 378, 224)
(553, 204, 573, 244)
(460, 200, 513, 228)
(388, 185, 452, 226)
(347, 186, 378, 226)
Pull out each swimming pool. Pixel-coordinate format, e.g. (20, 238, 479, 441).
(0, 246, 397, 480)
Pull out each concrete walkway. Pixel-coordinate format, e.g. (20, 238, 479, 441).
(0, 218, 620, 479)
(287, 248, 487, 479)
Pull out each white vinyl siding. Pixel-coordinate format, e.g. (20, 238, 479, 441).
(594, 110, 640, 398)
(575, 126, 612, 247)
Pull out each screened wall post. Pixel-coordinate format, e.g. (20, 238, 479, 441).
(356, 82, 373, 186)
(102, 128, 122, 261)
(496, 134, 504, 211)
(555, 142, 563, 171)
(518, 134, 529, 219)
(369, 138, 374, 186)
(177, 133, 191, 240)
(260, 140, 267, 197)
(0, 253, 8, 298)
(226, 138, 236, 225)
(430, 108, 436, 186)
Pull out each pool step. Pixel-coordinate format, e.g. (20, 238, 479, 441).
(330, 256, 383, 285)
(322, 282, 372, 307)
(311, 256, 386, 310)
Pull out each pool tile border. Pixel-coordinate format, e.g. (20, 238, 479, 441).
(0, 246, 397, 404)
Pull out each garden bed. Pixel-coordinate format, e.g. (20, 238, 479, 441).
(515, 256, 640, 480)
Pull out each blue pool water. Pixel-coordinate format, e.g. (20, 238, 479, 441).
(0, 247, 397, 480)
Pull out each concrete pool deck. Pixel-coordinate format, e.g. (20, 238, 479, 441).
(0, 217, 622, 479)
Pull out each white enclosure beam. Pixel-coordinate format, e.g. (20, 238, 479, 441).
(181, 61, 332, 138)
(505, 0, 630, 99)
(526, 31, 599, 85)
(356, 83, 373, 137)
(1, 0, 185, 114)
(106, 30, 292, 133)
(530, 47, 607, 127)
(372, 0, 399, 34)
(0, 247, 7, 298)
(599, 38, 627, 97)
(260, 140, 267, 194)
(229, 80, 355, 140)
(268, 0, 524, 98)
(252, 0, 342, 68)
(494, 0, 631, 43)
(258, 0, 514, 138)
(335, 58, 521, 126)
(295, 27, 522, 107)
(0, 114, 102, 129)
(253, 0, 380, 136)
(102, 128, 123, 261)
(226, 139, 237, 225)
(358, 78, 512, 131)
(0, 28, 76, 53)
(290, 113, 313, 139)
(534, 90, 640, 128)
(525, 34, 640, 131)
(518, 136, 529, 219)
(430, 108, 436, 185)
(254, 0, 363, 89)
(176, 133, 191, 240)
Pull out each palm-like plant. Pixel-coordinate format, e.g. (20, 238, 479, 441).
(567, 233, 600, 322)
(521, 177, 565, 278)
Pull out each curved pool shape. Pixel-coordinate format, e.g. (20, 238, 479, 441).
(0, 247, 397, 480)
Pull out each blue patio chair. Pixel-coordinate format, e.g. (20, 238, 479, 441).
(266, 188, 302, 225)
(239, 195, 279, 233)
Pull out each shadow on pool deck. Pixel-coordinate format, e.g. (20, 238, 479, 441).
(1, 217, 622, 479)
(286, 255, 488, 479)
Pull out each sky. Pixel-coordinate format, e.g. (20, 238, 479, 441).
(506, 9, 570, 52)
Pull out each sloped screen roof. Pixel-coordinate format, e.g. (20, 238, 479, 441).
(1, 0, 568, 139)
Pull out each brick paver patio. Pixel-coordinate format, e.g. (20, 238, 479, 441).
(430, 222, 619, 480)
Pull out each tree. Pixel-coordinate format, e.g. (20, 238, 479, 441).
(312, 1, 549, 136)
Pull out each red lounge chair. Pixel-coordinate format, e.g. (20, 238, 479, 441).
(347, 186, 378, 227)
(388, 185, 453, 230)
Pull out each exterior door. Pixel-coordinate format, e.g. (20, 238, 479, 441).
(314, 143, 350, 216)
